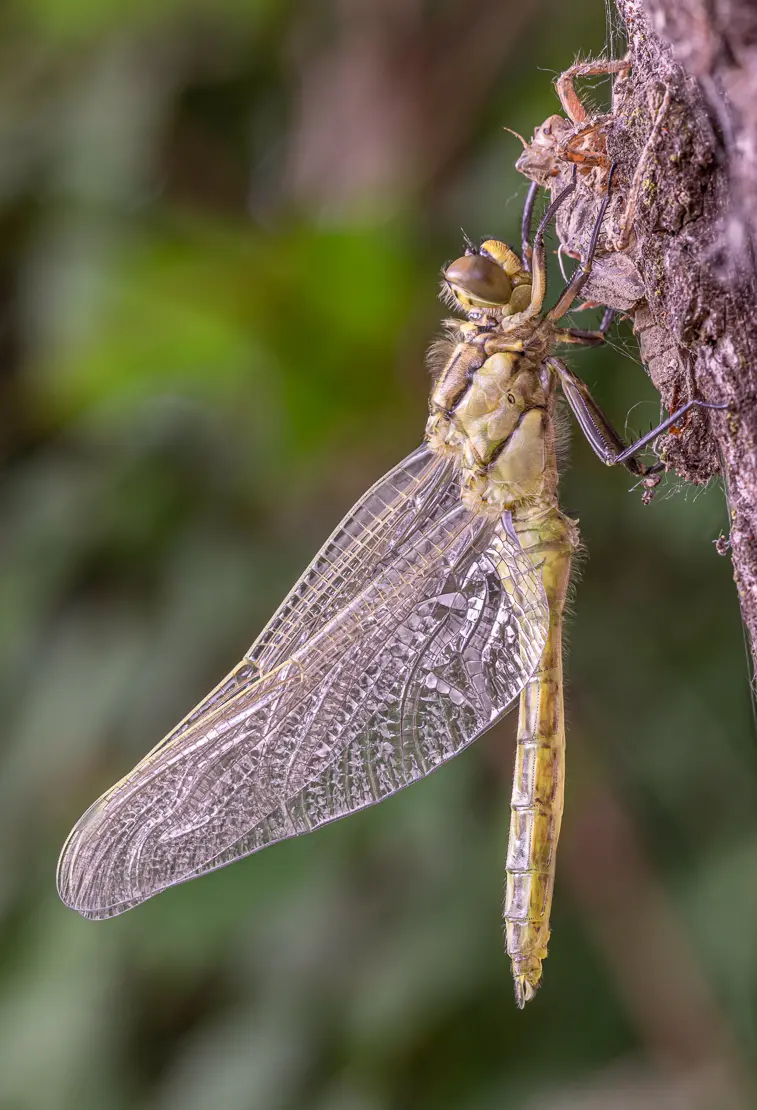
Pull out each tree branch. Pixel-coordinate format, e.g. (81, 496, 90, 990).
(613, 0, 757, 676)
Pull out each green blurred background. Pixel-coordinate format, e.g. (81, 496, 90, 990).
(1, 1, 755, 1107)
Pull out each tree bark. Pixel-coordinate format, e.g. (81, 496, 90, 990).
(613, 0, 757, 676)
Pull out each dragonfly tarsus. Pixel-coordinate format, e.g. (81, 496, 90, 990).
(548, 355, 727, 477)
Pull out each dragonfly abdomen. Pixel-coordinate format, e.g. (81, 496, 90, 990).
(505, 505, 573, 1006)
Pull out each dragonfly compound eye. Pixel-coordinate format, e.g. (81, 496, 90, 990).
(444, 254, 513, 307)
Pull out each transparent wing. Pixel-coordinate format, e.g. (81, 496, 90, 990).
(128, 445, 456, 752)
(58, 448, 548, 920)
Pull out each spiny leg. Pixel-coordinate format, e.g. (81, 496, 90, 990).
(521, 180, 540, 273)
(557, 122, 611, 172)
(545, 163, 616, 324)
(556, 57, 631, 124)
(613, 398, 729, 464)
(547, 355, 728, 476)
(554, 307, 616, 347)
(520, 170, 581, 321)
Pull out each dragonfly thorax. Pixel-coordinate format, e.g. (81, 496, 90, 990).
(426, 331, 557, 517)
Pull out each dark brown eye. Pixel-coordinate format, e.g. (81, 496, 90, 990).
(507, 392, 516, 404)
(444, 254, 513, 306)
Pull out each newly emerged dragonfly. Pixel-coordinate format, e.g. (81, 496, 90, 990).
(57, 171, 725, 1007)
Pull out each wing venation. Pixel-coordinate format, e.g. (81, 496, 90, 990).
(57, 447, 548, 919)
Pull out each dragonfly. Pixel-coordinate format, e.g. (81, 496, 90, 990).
(57, 169, 725, 1007)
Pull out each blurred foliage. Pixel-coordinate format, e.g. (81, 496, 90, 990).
(0, 1, 755, 1108)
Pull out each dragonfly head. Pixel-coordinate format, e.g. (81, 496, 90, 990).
(443, 240, 532, 318)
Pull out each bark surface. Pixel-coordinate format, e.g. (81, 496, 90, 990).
(613, 0, 757, 674)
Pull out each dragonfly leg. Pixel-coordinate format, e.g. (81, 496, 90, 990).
(521, 170, 579, 320)
(598, 306, 616, 334)
(554, 307, 616, 347)
(546, 164, 616, 324)
(548, 355, 728, 476)
(555, 56, 631, 124)
(521, 180, 540, 273)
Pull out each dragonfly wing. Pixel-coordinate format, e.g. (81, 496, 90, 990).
(175, 519, 549, 883)
(132, 445, 457, 755)
(247, 444, 462, 673)
(58, 449, 548, 919)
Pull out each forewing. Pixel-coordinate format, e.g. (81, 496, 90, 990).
(58, 450, 548, 920)
(130, 445, 456, 754)
(171, 520, 548, 885)
(248, 444, 460, 673)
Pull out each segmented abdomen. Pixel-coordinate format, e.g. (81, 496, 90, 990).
(505, 506, 573, 1007)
